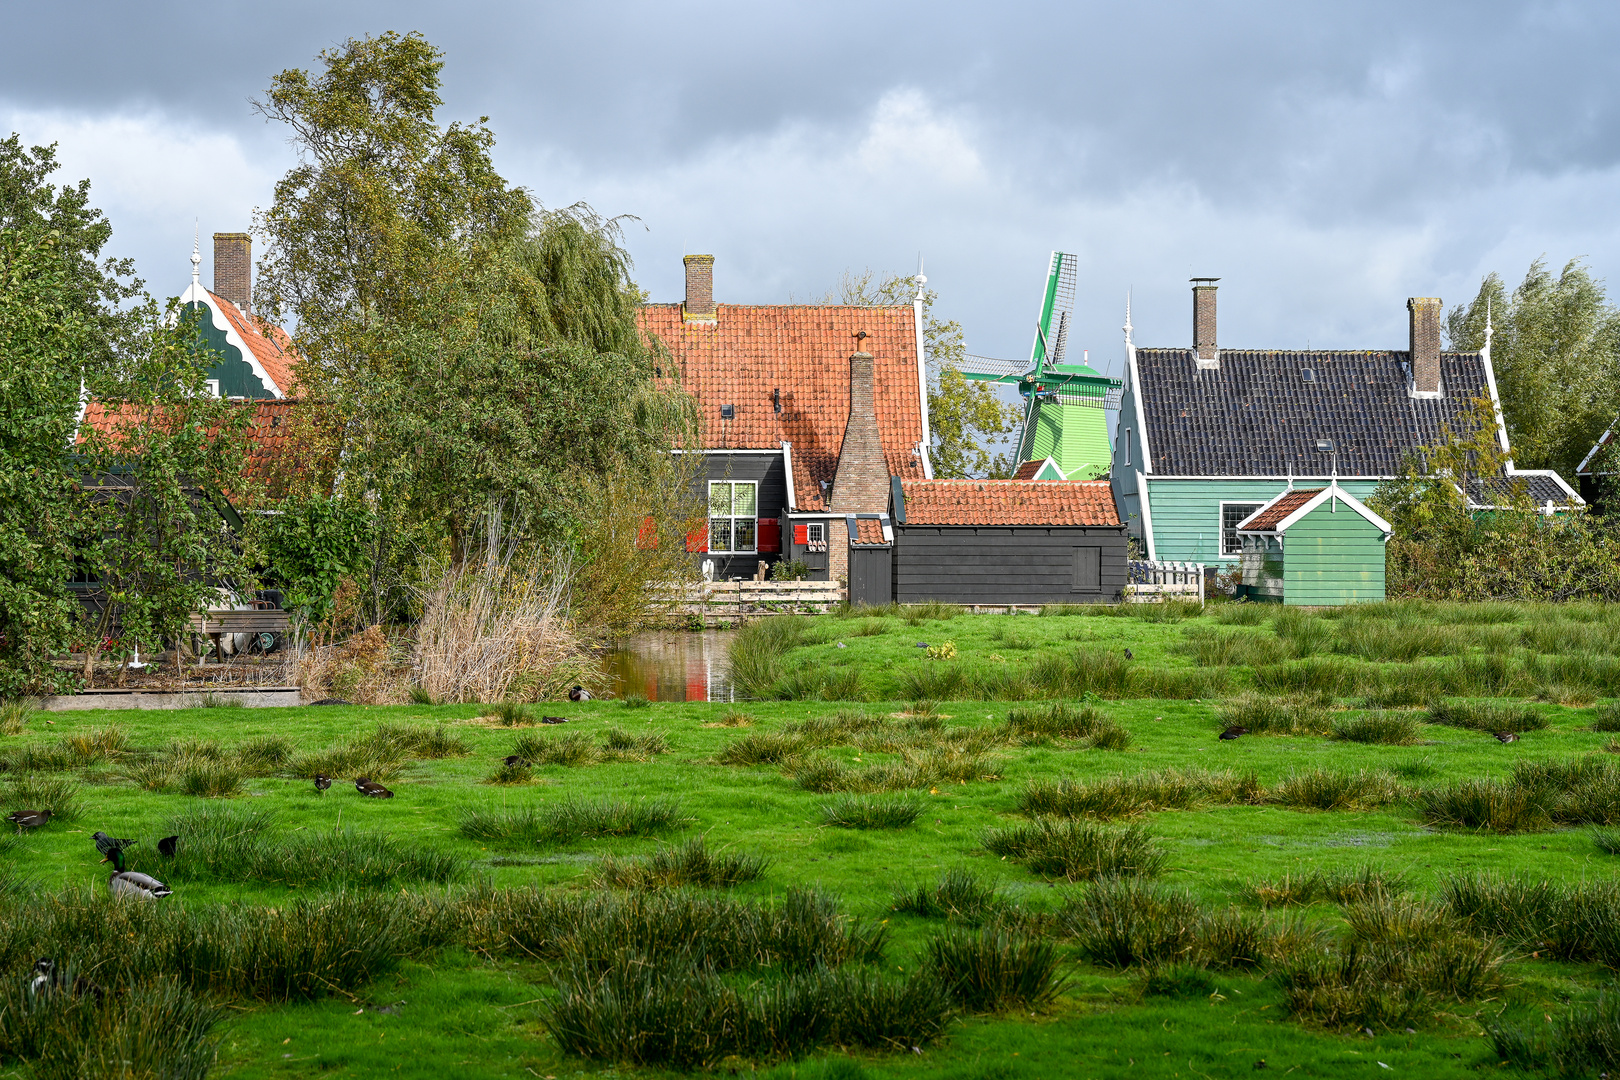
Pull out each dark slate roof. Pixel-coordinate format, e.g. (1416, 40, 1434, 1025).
(1134, 348, 1491, 476)
(1465, 472, 1580, 510)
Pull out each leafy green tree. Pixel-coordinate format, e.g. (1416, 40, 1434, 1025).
(1447, 258, 1620, 480)
(0, 136, 142, 696)
(255, 33, 700, 630)
(818, 270, 1021, 478)
(250, 491, 374, 652)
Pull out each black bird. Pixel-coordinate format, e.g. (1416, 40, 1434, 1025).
(311, 698, 352, 706)
(1218, 725, 1248, 741)
(916, 642, 929, 649)
(568, 686, 592, 702)
(355, 776, 394, 798)
(314, 773, 333, 793)
(503, 755, 528, 768)
(92, 831, 137, 861)
(1494, 731, 1520, 744)
(1124, 648, 1134, 660)
(540, 716, 569, 725)
(6, 810, 50, 832)
(30, 958, 104, 1002)
(156, 835, 178, 859)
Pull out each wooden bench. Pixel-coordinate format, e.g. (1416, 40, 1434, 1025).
(187, 609, 290, 663)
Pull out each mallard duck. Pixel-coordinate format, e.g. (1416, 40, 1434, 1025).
(6, 810, 50, 831)
(157, 835, 178, 858)
(1218, 726, 1248, 741)
(107, 848, 171, 900)
(1494, 731, 1520, 744)
(540, 716, 568, 725)
(568, 686, 591, 702)
(314, 774, 333, 793)
(92, 831, 137, 861)
(503, 755, 527, 768)
(354, 777, 393, 798)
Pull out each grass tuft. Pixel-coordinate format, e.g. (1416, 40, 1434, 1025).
(1426, 698, 1547, 733)
(1331, 711, 1421, 745)
(820, 794, 922, 829)
(891, 868, 1004, 924)
(594, 836, 769, 889)
(983, 819, 1163, 880)
(459, 796, 687, 844)
(925, 925, 1067, 1012)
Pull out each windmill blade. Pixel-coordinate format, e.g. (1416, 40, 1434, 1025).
(1050, 310, 1070, 366)
(959, 354, 1030, 383)
(1031, 251, 1080, 370)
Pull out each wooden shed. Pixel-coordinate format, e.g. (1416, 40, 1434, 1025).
(890, 479, 1128, 606)
(1234, 483, 1391, 605)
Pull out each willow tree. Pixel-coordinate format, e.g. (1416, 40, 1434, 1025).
(254, 32, 698, 630)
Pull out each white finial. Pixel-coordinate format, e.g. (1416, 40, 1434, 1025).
(913, 254, 927, 301)
(190, 222, 201, 293)
(1484, 295, 1494, 350)
(1122, 291, 1134, 345)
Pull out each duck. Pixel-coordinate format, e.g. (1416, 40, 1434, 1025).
(540, 716, 568, 725)
(1494, 731, 1520, 744)
(157, 835, 178, 859)
(502, 755, 528, 768)
(568, 686, 592, 702)
(29, 958, 103, 1001)
(314, 774, 333, 793)
(92, 831, 137, 861)
(6, 810, 50, 832)
(1218, 725, 1248, 741)
(107, 847, 171, 900)
(354, 777, 394, 798)
(1124, 648, 1134, 660)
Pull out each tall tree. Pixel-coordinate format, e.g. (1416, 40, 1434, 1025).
(1447, 258, 1620, 480)
(818, 270, 1021, 478)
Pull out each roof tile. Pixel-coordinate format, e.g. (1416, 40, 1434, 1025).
(900, 479, 1121, 527)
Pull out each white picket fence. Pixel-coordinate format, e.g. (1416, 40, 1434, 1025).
(1126, 560, 1205, 605)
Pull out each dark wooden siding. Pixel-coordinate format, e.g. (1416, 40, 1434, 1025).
(699, 453, 788, 578)
(893, 525, 1128, 604)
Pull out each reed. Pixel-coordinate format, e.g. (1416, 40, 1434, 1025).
(593, 836, 769, 889)
(458, 796, 686, 844)
(983, 819, 1163, 880)
(820, 794, 922, 829)
(925, 926, 1067, 1012)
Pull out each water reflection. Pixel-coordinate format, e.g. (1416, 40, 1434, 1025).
(602, 630, 737, 702)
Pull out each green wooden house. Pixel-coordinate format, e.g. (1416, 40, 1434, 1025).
(1233, 483, 1391, 605)
(1110, 282, 1580, 567)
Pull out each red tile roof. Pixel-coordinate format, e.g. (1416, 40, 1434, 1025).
(81, 398, 307, 490)
(207, 290, 298, 395)
(899, 480, 1122, 527)
(852, 518, 888, 545)
(640, 304, 926, 511)
(1237, 488, 1322, 531)
(1012, 459, 1046, 480)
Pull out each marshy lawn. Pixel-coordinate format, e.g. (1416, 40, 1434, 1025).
(14, 600, 1620, 1078)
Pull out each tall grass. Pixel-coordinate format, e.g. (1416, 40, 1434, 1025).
(1055, 878, 1201, 967)
(891, 869, 1005, 924)
(594, 836, 769, 889)
(925, 926, 1067, 1011)
(458, 796, 687, 844)
(1330, 711, 1421, 745)
(1269, 768, 1400, 811)
(512, 731, 600, 767)
(821, 794, 922, 829)
(1425, 699, 1547, 732)
(729, 617, 815, 698)
(1019, 768, 1261, 819)
(0, 975, 222, 1080)
(983, 819, 1163, 880)
(0, 698, 39, 735)
(5, 775, 79, 820)
(1217, 695, 1332, 737)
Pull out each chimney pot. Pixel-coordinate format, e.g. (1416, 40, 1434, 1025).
(213, 232, 252, 316)
(1191, 278, 1219, 367)
(683, 254, 716, 321)
(1408, 297, 1442, 395)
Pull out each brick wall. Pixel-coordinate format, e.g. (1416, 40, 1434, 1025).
(213, 233, 252, 315)
(683, 254, 715, 320)
(1408, 297, 1442, 394)
(1193, 283, 1218, 362)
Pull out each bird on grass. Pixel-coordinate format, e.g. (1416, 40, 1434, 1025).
(107, 847, 171, 901)
(568, 686, 592, 702)
(540, 716, 568, 725)
(314, 774, 333, 793)
(354, 777, 394, 798)
(915, 642, 929, 649)
(92, 831, 137, 861)
(30, 958, 103, 1002)
(157, 835, 178, 859)
(1124, 648, 1134, 660)
(1494, 731, 1520, 744)
(1218, 725, 1248, 741)
(503, 755, 528, 768)
(6, 810, 50, 832)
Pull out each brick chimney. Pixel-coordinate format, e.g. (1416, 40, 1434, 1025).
(1408, 296, 1442, 396)
(1191, 278, 1219, 368)
(213, 232, 251, 315)
(683, 254, 716, 321)
(829, 350, 890, 584)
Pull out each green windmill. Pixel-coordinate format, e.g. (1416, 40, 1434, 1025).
(960, 251, 1122, 480)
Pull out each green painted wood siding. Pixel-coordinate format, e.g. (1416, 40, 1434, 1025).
(1283, 500, 1386, 606)
(188, 302, 273, 398)
(1143, 478, 1382, 564)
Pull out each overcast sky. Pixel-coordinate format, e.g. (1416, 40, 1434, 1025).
(4, 1, 1620, 378)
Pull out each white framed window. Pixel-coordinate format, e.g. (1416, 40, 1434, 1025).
(1219, 502, 1265, 557)
(205, 379, 221, 398)
(709, 481, 758, 553)
(806, 522, 826, 552)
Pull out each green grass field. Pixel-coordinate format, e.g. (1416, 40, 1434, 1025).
(11, 599, 1620, 1078)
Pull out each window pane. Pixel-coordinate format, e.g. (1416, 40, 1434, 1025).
(733, 483, 756, 516)
(710, 518, 732, 552)
(807, 523, 824, 544)
(709, 483, 732, 517)
(1221, 504, 1264, 556)
(734, 517, 757, 552)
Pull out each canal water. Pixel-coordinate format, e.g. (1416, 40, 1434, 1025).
(601, 630, 738, 702)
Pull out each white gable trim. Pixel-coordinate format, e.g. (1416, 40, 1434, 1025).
(1238, 482, 1392, 537)
(781, 440, 798, 512)
(179, 283, 283, 398)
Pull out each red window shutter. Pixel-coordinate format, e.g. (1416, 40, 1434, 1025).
(758, 518, 781, 553)
(685, 523, 708, 552)
(636, 516, 658, 550)
(793, 524, 808, 545)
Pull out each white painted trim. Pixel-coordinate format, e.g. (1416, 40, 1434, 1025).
(781, 440, 798, 511)
(179, 283, 283, 398)
(1238, 482, 1392, 537)
(913, 293, 934, 479)
(1142, 474, 1398, 482)
(1506, 467, 1584, 505)
(672, 448, 785, 455)
(1477, 347, 1513, 456)
(1216, 499, 1271, 559)
(1137, 470, 1157, 561)
(1578, 419, 1618, 475)
(1127, 336, 1152, 474)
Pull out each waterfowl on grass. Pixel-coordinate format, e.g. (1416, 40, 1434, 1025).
(1494, 731, 1520, 744)
(354, 777, 394, 798)
(568, 686, 591, 702)
(502, 755, 528, 768)
(30, 958, 104, 1001)
(1218, 726, 1248, 741)
(539, 716, 568, 725)
(6, 810, 50, 832)
(92, 831, 137, 861)
(107, 848, 171, 900)
(157, 835, 178, 859)
(314, 774, 333, 793)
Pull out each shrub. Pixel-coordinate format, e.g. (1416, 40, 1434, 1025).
(891, 869, 1004, 924)
(821, 794, 921, 830)
(594, 836, 769, 889)
(925, 926, 1067, 1011)
(983, 819, 1163, 880)
(1056, 878, 1200, 967)
(1331, 711, 1421, 745)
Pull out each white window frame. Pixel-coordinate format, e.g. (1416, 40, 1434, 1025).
(805, 521, 826, 552)
(1218, 500, 1266, 559)
(708, 480, 759, 554)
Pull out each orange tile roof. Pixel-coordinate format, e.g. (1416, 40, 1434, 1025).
(81, 398, 307, 490)
(899, 480, 1122, 527)
(1237, 488, 1322, 531)
(1012, 459, 1043, 480)
(207, 290, 298, 395)
(640, 304, 926, 511)
(852, 518, 888, 545)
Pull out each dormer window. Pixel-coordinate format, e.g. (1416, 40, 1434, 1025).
(1301, 369, 1315, 382)
(1316, 438, 1335, 453)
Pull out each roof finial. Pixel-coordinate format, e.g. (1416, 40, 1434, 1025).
(913, 254, 927, 302)
(1484, 295, 1494, 351)
(1122, 290, 1133, 345)
(190, 221, 201, 294)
